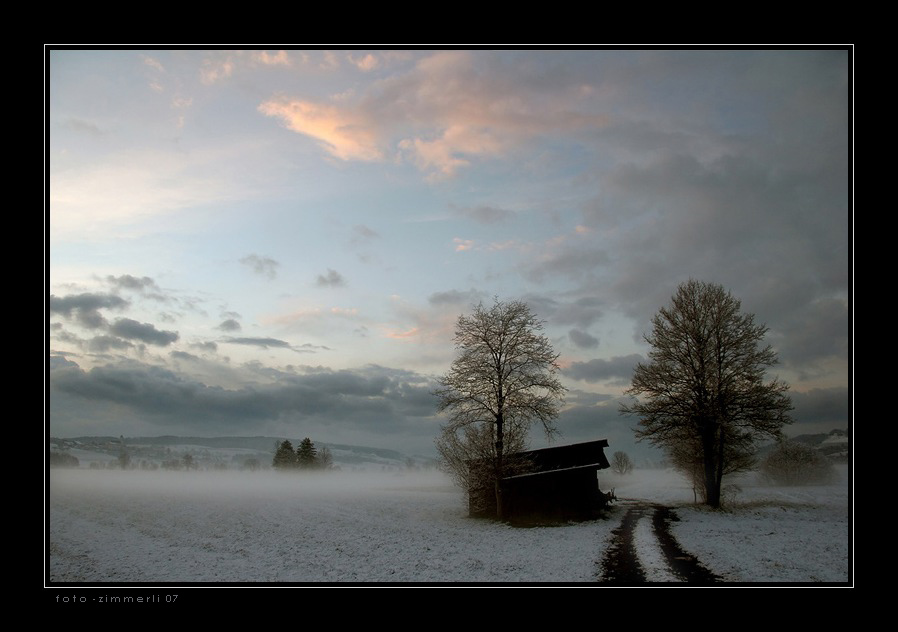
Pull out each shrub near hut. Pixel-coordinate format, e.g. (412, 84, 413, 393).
(761, 441, 837, 486)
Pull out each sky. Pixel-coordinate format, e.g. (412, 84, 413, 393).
(47, 48, 852, 457)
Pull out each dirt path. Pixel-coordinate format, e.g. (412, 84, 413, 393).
(599, 500, 722, 585)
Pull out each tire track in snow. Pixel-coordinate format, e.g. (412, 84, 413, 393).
(598, 501, 722, 584)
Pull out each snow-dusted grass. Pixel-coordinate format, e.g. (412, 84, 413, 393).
(49, 469, 615, 583)
(48, 466, 850, 584)
(607, 466, 851, 583)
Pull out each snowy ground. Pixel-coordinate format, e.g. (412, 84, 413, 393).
(47, 466, 850, 585)
(609, 467, 850, 583)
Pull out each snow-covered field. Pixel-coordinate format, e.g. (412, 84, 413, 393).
(47, 466, 850, 585)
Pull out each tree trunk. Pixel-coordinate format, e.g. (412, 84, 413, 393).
(495, 413, 504, 519)
(713, 427, 726, 507)
(701, 420, 721, 508)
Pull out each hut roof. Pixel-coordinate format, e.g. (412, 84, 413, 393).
(505, 439, 610, 478)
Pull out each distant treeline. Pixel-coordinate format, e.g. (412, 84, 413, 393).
(273, 438, 333, 471)
(49, 451, 80, 468)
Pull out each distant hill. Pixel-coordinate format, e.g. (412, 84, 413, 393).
(49, 436, 439, 472)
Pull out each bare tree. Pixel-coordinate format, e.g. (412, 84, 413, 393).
(621, 280, 792, 508)
(436, 418, 531, 514)
(434, 299, 565, 519)
(610, 451, 634, 475)
(317, 446, 334, 470)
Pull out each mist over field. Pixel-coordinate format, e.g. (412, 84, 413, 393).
(48, 465, 849, 584)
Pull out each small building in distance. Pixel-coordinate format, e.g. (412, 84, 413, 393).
(469, 439, 612, 523)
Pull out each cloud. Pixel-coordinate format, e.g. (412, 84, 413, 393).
(109, 318, 179, 346)
(240, 254, 279, 279)
(258, 98, 383, 162)
(316, 269, 346, 288)
(351, 224, 380, 246)
(349, 53, 379, 72)
(86, 335, 133, 352)
(142, 55, 165, 73)
(200, 56, 235, 85)
(568, 329, 599, 349)
(789, 387, 849, 429)
(50, 293, 129, 329)
(453, 238, 474, 252)
(190, 341, 218, 353)
(428, 288, 485, 306)
(171, 350, 200, 362)
(524, 244, 611, 284)
(258, 50, 610, 178)
(564, 354, 643, 385)
(61, 118, 103, 137)
(221, 337, 332, 353)
(520, 294, 606, 330)
(297, 343, 334, 351)
(106, 274, 159, 293)
(775, 297, 849, 369)
(254, 50, 291, 67)
(399, 126, 500, 178)
(223, 337, 293, 350)
(49, 360, 441, 450)
(217, 319, 241, 332)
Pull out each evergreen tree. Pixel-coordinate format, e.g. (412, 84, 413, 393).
(273, 440, 298, 470)
(296, 437, 317, 468)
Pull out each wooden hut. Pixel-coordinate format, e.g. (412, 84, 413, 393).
(469, 439, 612, 523)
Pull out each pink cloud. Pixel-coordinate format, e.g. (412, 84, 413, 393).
(258, 98, 382, 162)
(258, 51, 610, 178)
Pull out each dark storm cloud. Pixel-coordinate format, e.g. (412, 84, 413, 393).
(49, 359, 440, 436)
(789, 387, 849, 429)
(49, 293, 129, 329)
(240, 254, 279, 279)
(453, 204, 516, 224)
(106, 274, 159, 292)
(520, 53, 849, 388)
(217, 318, 241, 332)
(773, 297, 849, 370)
(109, 318, 179, 346)
(565, 354, 643, 385)
(568, 329, 599, 349)
(316, 268, 346, 288)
